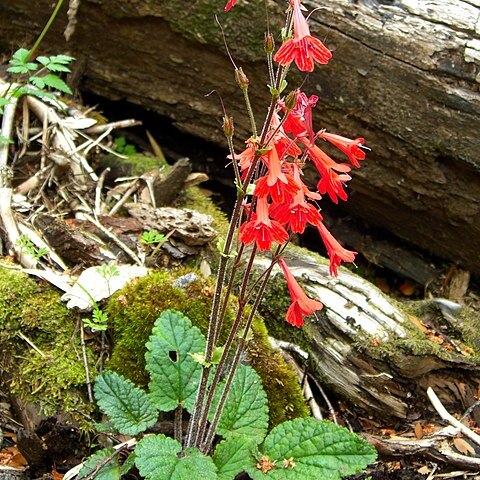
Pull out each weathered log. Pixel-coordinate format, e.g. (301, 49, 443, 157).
(257, 251, 480, 422)
(1, 0, 479, 272)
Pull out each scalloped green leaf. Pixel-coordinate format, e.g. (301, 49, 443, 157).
(77, 447, 134, 480)
(246, 418, 376, 480)
(94, 370, 158, 435)
(212, 364, 268, 441)
(145, 310, 205, 412)
(213, 436, 257, 480)
(135, 435, 217, 480)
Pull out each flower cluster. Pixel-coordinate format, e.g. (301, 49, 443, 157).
(227, 0, 368, 327)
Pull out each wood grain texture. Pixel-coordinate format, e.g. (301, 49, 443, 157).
(0, 0, 479, 270)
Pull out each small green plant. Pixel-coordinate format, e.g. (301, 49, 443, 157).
(16, 234, 48, 260)
(83, 305, 109, 332)
(113, 136, 137, 155)
(83, 310, 376, 479)
(140, 230, 168, 246)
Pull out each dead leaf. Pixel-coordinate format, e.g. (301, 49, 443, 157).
(51, 466, 64, 480)
(414, 422, 424, 439)
(453, 437, 475, 456)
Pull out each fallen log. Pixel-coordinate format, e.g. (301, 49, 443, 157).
(257, 250, 480, 422)
(0, 0, 478, 272)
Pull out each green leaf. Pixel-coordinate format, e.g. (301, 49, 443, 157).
(39, 74, 72, 94)
(94, 370, 158, 435)
(213, 436, 257, 480)
(145, 310, 205, 412)
(135, 435, 217, 480)
(50, 54, 75, 64)
(213, 364, 269, 441)
(246, 418, 377, 480)
(0, 135, 13, 145)
(78, 448, 121, 480)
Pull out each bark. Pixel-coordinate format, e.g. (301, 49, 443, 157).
(0, 0, 479, 271)
(258, 251, 480, 422)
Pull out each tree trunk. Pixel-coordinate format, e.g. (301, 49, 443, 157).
(0, 0, 479, 272)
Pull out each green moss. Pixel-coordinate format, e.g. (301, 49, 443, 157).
(0, 266, 95, 424)
(107, 269, 308, 427)
(99, 153, 168, 178)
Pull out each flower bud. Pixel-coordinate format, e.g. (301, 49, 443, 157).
(285, 89, 299, 112)
(223, 115, 234, 138)
(235, 67, 249, 89)
(264, 33, 275, 54)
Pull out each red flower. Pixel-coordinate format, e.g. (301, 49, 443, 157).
(254, 144, 299, 203)
(278, 258, 323, 327)
(239, 197, 289, 251)
(274, 0, 332, 72)
(231, 137, 258, 178)
(318, 132, 367, 168)
(224, 0, 236, 12)
(272, 164, 322, 233)
(283, 91, 318, 142)
(317, 222, 357, 276)
(304, 141, 351, 204)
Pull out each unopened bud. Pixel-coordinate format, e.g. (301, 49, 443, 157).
(223, 115, 234, 138)
(264, 33, 275, 54)
(235, 67, 249, 89)
(285, 89, 299, 112)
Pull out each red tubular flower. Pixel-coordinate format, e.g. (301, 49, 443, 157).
(304, 141, 351, 204)
(273, 0, 332, 72)
(278, 258, 323, 327)
(272, 164, 322, 233)
(224, 0, 237, 12)
(318, 132, 367, 168)
(239, 197, 289, 251)
(317, 222, 357, 276)
(283, 91, 318, 142)
(254, 145, 299, 203)
(230, 137, 258, 178)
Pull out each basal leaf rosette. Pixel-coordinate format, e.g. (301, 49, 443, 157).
(145, 310, 205, 412)
(135, 434, 217, 480)
(246, 418, 376, 480)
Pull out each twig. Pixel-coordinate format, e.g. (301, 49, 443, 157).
(95, 167, 111, 215)
(269, 337, 309, 360)
(85, 118, 142, 134)
(427, 387, 480, 447)
(308, 373, 338, 424)
(17, 331, 46, 357)
(108, 179, 141, 216)
(63, 438, 137, 480)
(80, 320, 93, 402)
(83, 212, 142, 266)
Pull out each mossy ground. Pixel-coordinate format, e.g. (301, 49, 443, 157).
(107, 269, 308, 427)
(0, 265, 95, 425)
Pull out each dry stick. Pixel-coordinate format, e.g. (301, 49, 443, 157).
(80, 320, 93, 402)
(0, 96, 37, 268)
(82, 212, 142, 266)
(427, 387, 480, 447)
(308, 373, 338, 424)
(108, 179, 141, 216)
(85, 119, 142, 134)
(95, 167, 111, 215)
(17, 332, 46, 357)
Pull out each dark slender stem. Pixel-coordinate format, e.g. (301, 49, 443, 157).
(174, 405, 183, 444)
(201, 260, 277, 453)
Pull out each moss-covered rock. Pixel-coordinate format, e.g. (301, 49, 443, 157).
(106, 269, 308, 427)
(0, 266, 95, 424)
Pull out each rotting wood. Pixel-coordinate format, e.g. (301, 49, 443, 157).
(0, 0, 478, 271)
